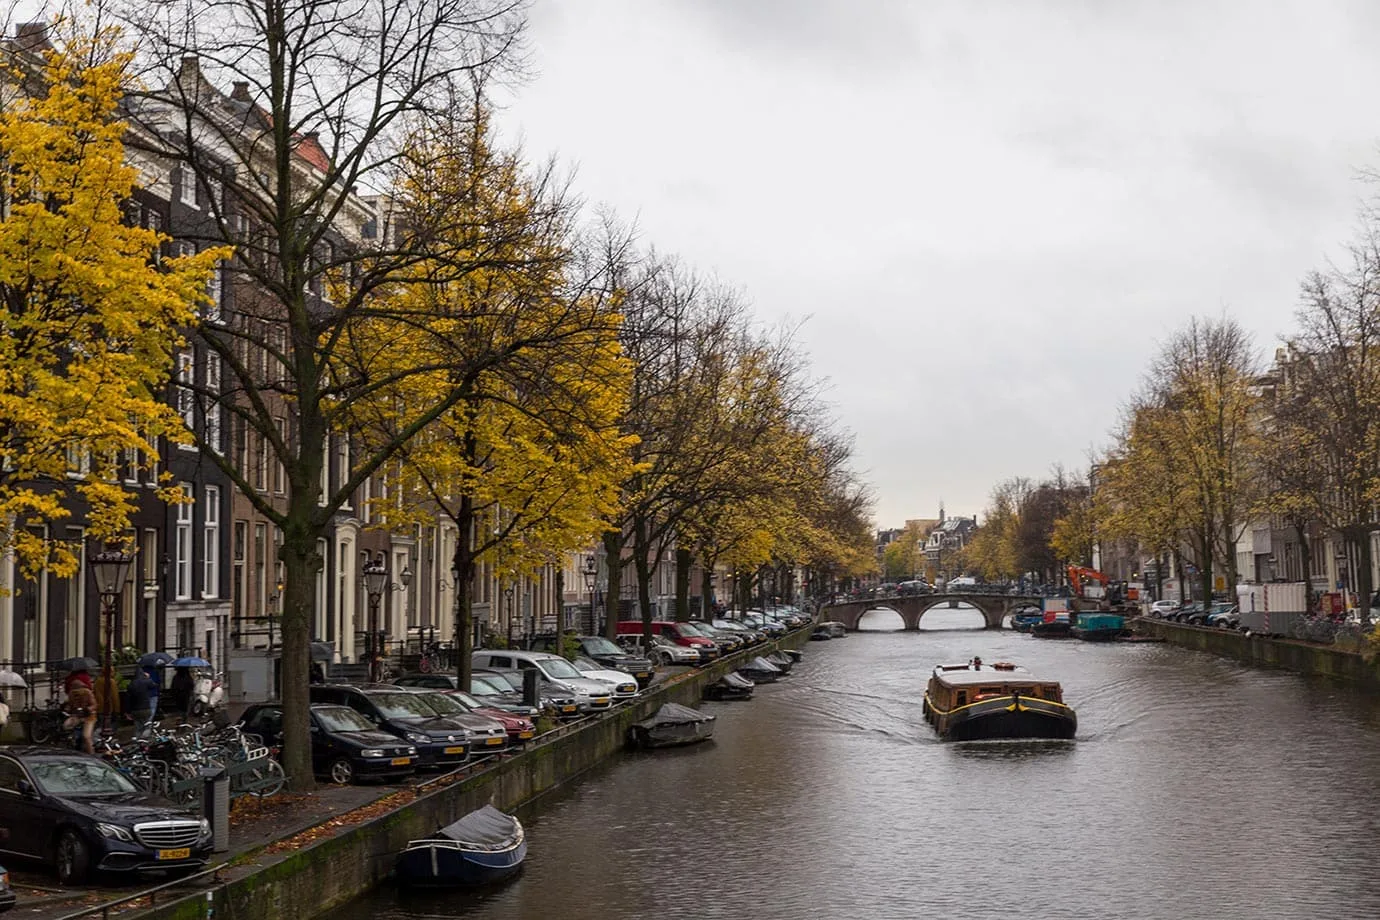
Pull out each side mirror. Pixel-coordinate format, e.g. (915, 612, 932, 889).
(309, 725, 320, 733)
(17, 780, 37, 799)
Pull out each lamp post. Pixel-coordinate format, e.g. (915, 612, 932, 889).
(582, 555, 597, 638)
(1337, 547, 1351, 615)
(361, 554, 388, 682)
(90, 547, 136, 731)
(504, 583, 515, 648)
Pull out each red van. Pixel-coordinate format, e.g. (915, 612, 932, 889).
(615, 621, 720, 662)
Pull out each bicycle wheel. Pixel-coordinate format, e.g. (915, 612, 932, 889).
(250, 759, 286, 798)
(28, 713, 56, 745)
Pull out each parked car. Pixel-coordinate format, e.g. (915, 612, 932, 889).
(308, 685, 471, 769)
(456, 673, 543, 718)
(569, 658, 640, 699)
(1148, 600, 1181, 618)
(404, 691, 511, 753)
(471, 651, 614, 713)
(688, 624, 744, 654)
(740, 613, 787, 637)
(615, 621, 721, 662)
(710, 619, 767, 646)
(0, 747, 213, 884)
(390, 675, 537, 742)
(1206, 604, 1240, 630)
(474, 668, 581, 719)
(620, 634, 701, 667)
(528, 635, 655, 688)
(1174, 603, 1204, 623)
(238, 702, 417, 785)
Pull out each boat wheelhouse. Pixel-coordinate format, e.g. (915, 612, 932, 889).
(922, 658, 1076, 741)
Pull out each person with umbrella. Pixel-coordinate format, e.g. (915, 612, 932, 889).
(170, 666, 194, 719)
(127, 667, 158, 735)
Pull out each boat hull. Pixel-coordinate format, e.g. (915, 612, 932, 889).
(1071, 626, 1129, 641)
(1030, 622, 1072, 639)
(396, 839, 526, 888)
(630, 720, 715, 748)
(925, 693, 1076, 741)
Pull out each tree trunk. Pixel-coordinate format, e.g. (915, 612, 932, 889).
(602, 529, 623, 639)
(700, 563, 714, 620)
(454, 490, 475, 692)
(674, 547, 691, 621)
(279, 526, 322, 793)
(1293, 522, 1311, 588)
(633, 516, 654, 645)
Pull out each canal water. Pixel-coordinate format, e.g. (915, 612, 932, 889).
(323, 607, 1380, 920)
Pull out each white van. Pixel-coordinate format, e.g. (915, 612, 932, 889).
(471, 650, 614, 711)
(947, 576, 978, 589)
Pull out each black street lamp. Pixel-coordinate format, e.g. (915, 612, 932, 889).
(360, 554, 410, 682)
(89, 546, 136, 729)
(504, 583, 515, 648)
(582, 555, 598, 637)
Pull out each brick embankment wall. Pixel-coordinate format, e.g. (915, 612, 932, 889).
(1135, 617, 1380, 688)
(137, 628, 814, 920)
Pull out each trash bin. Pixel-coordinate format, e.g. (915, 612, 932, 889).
(201, 766, 229, 852)
(522, 669, 540, 709)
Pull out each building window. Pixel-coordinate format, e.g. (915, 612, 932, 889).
(273, 416, 286, 494)
(206, 354, 222, 453)
(178, 167, 199, 208)
(176, 351, 196, 449)
(205, 261, 223, 324)
(233, 521, 247, 625)
(177, 617, 196, 656)
(175, 484, 194, 600)
(203, 486, 220, 599)
(338, 437, 351, 509)
(255, 431, 269, 491)
(254, 523, 267, 616)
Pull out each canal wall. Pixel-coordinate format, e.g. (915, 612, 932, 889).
(1135, 617, 1380, 688)
(137, 629, 814, 920)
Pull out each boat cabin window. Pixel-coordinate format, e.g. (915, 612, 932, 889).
(955, 691, 967, 706)
(979, 686, 1002, 695)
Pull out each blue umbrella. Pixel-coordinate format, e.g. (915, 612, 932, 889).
(138, 652, 174, 668)
(171, 656, 210, 668)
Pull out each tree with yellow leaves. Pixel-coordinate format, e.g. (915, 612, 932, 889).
(0, 30, 219, 573)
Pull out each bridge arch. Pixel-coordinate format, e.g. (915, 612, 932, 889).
(820, 594, 1042, 631)
(854, 606, 906, 630)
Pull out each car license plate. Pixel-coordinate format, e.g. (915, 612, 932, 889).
(390, 757, 411, 765)
(485, 737, 503, 745)
(518, 730, 534, 739)
(593, 698, 609, 704)
(157, 848, 190, 860)
(561, 705, 576, 713)
(443, 746, 465, 755)
(635, 672, 650, 679)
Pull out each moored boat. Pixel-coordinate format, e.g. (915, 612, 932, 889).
(1030, 610, 1072, 638)
(703, 671, 755, 701)
(396, 805, 526, 887)
(737, 656, 783, 683)
(628, 703, 716, 748)
(922, 658, 1076, 741)
(1072, 613, 1129, 641)
(764, 651, 795, 673)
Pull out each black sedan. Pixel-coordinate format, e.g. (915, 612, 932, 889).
(309, 685, 471, 769)
(238, 703, 418, 785)
(0, 747, 213, 885)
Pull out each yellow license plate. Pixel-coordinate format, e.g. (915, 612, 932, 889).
(157, 848, 190, 860)
(443, 746, 465, 755)
(485, 737, 503, 745)
(636, 672, 650, 678)
(390, 757, 411, 765)
(593, 698, 609, 705)
(518, 730, 534, 739)
(561, 705, 577, 713)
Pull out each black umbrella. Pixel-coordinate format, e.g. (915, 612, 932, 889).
(138, 652, 174, 668)
(57, 656, 98, 672)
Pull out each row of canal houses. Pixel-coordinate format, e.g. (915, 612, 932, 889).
(0, 26, 692, 702)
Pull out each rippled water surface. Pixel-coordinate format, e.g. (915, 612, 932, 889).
(324, 609, 1380, 920)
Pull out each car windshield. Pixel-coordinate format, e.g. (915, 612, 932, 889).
(678, 623, 709, 637)
(367, 692, 441, 719)
(452, 691, 484, 709)
(582, 637, 623, 656)
(572, 658, 599, 673)
(418, 693, 466, 715)
(31, 758, 138, 796)
(478, 672, 523, 692)
(315, 707, 376, 733)
(538, 658, 582, 680)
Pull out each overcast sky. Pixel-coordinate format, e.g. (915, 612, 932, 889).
(493, 0, 1380, 528)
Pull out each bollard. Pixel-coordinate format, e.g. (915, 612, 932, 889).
(200, 766, 230, 852)
(522, 669, 540, 709)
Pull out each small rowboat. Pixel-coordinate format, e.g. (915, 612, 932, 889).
(395, 805, 526, 887)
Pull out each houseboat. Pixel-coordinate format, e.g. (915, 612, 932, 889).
(922, 658, 1077, 741)
(1072, 612, 1129, 641)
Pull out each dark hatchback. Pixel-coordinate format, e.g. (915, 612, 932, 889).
(309, 685, 470, 769)
(238, 703, 418, 785)
(529, 635, 656, 688)
(0, 747, 212, 885)
(475, 668, 582, 719)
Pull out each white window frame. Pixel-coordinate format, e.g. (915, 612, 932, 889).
(178, 167, 199, 208)
(176, 351, 197, 450)
(205, 260, 223, 324)
(175, 484, 194, 600)
(202, 486, 220, 599)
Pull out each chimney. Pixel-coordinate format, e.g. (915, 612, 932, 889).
(231, 81, 251, 102)
(179, 55, 200, 79)
(15, 22, 52, 53)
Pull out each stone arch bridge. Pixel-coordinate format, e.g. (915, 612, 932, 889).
(820, 594, 1043, 631)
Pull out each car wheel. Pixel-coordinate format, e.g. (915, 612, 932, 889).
(56, 829, 89, 886)
(328, 757, 355, 785)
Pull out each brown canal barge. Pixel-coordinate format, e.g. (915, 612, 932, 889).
(922, 658, 1076, 741)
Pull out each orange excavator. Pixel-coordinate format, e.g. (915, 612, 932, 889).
(1067, 565, 1117, 608)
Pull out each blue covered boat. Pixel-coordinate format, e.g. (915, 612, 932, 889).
(395, 805, 526, 887)
(1072, 613, 1129, 641)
